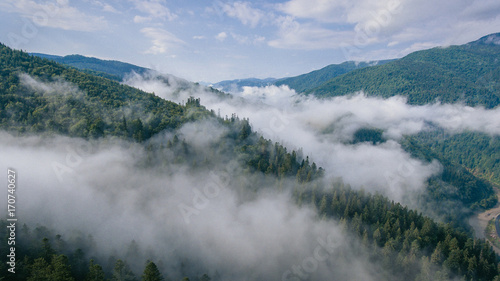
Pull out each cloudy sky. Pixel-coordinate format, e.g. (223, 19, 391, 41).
(1, 0, 499, 82)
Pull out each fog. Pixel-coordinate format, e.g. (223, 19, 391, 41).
(1, 71, 498, 280)
(0, 130, 388, 280)
(125, 72, 500, 203)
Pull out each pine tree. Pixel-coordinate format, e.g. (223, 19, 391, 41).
(86, 259, 106, 281)
(112, 259, 136, 281)
(141, 261, 163, 281)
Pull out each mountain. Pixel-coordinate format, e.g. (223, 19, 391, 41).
(307, 33, 500, 108)
(212, 77, 278, 93)
(31, 53, 151, 81)
(212, 60, 393, 94)
(275, 60, 394, 93)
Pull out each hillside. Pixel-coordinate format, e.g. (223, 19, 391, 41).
(31, 53, 151, 81)
(307, 33, 500, 108)
(2, 47, 188, 140)
(275, 60, 394, 93)
(212, 60, 393, 94)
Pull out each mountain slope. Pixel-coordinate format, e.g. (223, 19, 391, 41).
(275, 60, 394, 93)
(212, 60, 393, 94)
(2, 46, 189, 140)
(308, 33, 500, 108)
(31, 53, 151, 81)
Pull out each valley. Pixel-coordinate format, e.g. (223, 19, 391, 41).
(1, 31, 500, 281)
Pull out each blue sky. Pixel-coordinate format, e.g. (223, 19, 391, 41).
(1, 0, 499, 82)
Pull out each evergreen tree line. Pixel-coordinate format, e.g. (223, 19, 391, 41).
(0, 221, 212, 281)
(297, 183, 500, 281)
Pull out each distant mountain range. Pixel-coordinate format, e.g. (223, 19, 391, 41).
(211, 77, 278, 93)
(211, 60, 393, 94)
(33, 33, 500, 109)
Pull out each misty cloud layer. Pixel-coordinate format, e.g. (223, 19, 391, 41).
(0, 128, 388, 281)
(124, 72, 500, 203)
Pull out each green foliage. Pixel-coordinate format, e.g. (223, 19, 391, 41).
(141, 261, 163, 281)
(112, 259, 136, 281)
(86, 260, 106, 281)
(351, 127, 385, 144)
(307, 34, 500, 108)
(31, 53, 150, 81)
(410, 130, 500, 186)
(0, 43, 192, 139)
(27, 254, 75, 281)
(400, 136, 496, 229)
(275, 60, 394, 93)
(301, 184, 500, 280)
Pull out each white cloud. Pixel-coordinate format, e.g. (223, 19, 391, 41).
(216, 31, 228, 42)
(277, 0, 351, 23)
(133, 15, 151, 23)
(1, 0, 108, 31)
(193, 35, 205, 40)
(130, 0, 177, 22)
(269, 21, 353, 50)
(125, 73, 500, 203)
(270, 0, 500, 54)
(222, 1, 267, 28)
(141, 27, 185, 54)
(91, 0, 120, 13)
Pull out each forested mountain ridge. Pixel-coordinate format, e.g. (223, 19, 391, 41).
(274, 60, 394, 93)
(31, 53, 151, 81)
(307, 33, 500, 108)
(212, 60, 393, 94)
(1, 44, 189, 140)
(409, 131, 500, 186)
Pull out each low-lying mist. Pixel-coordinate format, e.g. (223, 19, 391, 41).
(124, 72, 500, 204)
(0, 127, 387, 280)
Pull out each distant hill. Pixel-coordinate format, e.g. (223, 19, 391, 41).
(212, 77, 278, 93)
(274, 60, 394, 93)
(31, 53, 151, 81)
(212, 60, 393, 94)
(307, 33, 500, 108)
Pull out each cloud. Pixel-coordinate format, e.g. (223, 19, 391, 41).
(19, 72, 82, 96)
(141, 27, 185, 54)
(124, 73, 500, 205)
(130, 0, 177, 22)
(222, 1, 267, 28)
(276, 0, 351, 23)
(216, 31, 228, 42)
(268, 21, 353, 50)
(269, 0, 500, 56)
(1, 0, 108, 31)
(91, 0, 120, 13)
(133, 15, 151, 23)
(0, 126, 388, 280)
